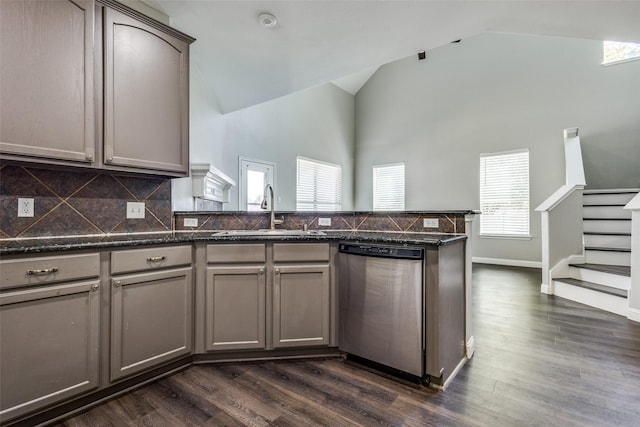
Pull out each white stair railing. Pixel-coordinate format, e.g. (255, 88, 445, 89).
(624, 192, 640, 322)
(535, 128, 586, 294)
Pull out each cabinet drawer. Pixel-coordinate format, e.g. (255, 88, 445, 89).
(111, 245, 191, 274)
(207, 244, 266, 264)
(0, 253, 99, 290)
(273, 243, 330, 262)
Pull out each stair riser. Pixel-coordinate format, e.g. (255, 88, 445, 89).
(553, 281, 628, 316)
(568, 267, 630, 290)
(584, 250, 631, 267)
(583, 220, 631, 234)
(582, 206, 631, 219)
(583, 234, 631, 250)
(583, 193, 636, 206)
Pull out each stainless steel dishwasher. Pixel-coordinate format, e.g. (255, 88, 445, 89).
(338, 242, 425, 379)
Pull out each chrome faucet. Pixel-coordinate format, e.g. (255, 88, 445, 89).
(261, 184, 283, 229)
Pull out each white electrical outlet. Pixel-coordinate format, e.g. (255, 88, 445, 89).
(423, 218, 439, 228)
(18, 198, 34, 218)
(318, 217, 331, 227)
(183, 218, 198, 227)
(126, 202, 145, 219)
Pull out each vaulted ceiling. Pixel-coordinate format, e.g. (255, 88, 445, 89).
(144, 1, 640, 113)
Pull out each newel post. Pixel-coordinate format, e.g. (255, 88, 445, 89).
(624, 193, 640, 322)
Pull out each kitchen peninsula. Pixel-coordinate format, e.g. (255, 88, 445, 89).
(0, 210, 476, 427)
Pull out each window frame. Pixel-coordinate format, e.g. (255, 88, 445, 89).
(239, 157, 275, 211)
(295, 156, 342, 212)
(602, 40, 640, 66)
(372, 162, 405, 212)
(479, 149, 531, 239)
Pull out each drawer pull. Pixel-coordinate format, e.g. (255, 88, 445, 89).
(91, 283, 100, 291)
(147, 256, 166, 262)
(27, 267, 58, 276)
(113, 280, 122, 287)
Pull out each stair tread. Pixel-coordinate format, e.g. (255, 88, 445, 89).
(583, 218, 631, 221)
(554, 277, 628, 298)
(583, 232, 631, 236)
(584, 189, 639, 194)
(569, 263, 631, 277)
(585, 246, 631, 252)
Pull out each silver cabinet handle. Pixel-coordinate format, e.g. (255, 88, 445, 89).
(274, 268, 280, 275)
(147, 256, 165, 262)
(113, 280, 122, 287)
(259, 268, 265, 275)
(91, 283, 99, 291)
(27, 267, 58, 276)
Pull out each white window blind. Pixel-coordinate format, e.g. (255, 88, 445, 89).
(373, 163, 405, 211)
(296, 157, 342, 211)
(479, 150, 530, 236)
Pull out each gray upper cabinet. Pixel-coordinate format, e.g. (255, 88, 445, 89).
(102, 5, 190, 176)
(0, 0, 193, 177)
(0, 0, 95, 164)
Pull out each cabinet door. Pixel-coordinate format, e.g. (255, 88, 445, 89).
(206, 266, 266, 351)
(111, 267, 193, 381)
(103, 7, 189, 176)
(273, 264, 330, 348)
(0, 280, 100, 422)
(0, 0, 95, 164)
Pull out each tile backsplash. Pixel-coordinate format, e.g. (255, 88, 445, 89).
(0, 164, 469, 239)
(0, 164, 172, 238)
(174, 211, 467, 235)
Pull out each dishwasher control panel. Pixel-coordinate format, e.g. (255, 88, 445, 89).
(338, 243, 423, 260)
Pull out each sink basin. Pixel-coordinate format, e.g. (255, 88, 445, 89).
(212, 229, 326, 237)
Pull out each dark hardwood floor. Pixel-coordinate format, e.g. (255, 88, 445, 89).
(56, 264, 640, 427)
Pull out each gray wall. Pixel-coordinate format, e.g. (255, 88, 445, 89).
(173, 64, 355, 212)
(355, 33, 640, 263)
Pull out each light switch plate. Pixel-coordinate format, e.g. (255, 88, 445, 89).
(18, 198, 34, 217)
(126, 202, 145, 219)
(423, 218, 439, 228)
(318, 217, 331, 226)
(183, 218, 198, 227)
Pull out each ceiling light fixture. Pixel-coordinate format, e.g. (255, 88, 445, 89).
(258, 13, 278, 29)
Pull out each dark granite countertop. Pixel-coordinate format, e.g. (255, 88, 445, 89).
(0, 230, 466, 256)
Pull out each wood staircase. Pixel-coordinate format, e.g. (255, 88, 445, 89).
(553, 189, 635, 316)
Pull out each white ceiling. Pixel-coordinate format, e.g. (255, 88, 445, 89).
(143, 1, 640, 113)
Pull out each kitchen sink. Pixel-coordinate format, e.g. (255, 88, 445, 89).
(212, 229, 326, 237)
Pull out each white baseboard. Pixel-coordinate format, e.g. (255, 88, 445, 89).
(628, 308, 640, 323)
(540, 283, 552, 295)
(466, 336, 475, 359)
(473, 257, 542, 269)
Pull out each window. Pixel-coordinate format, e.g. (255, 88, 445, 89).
(296, 157, 342, 211)
(373, 163, 405, 211)
(479, 150, 530, 237)
(603, 41, 640, 65)
(239, 158, 274, 211)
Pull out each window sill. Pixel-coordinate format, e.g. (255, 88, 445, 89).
(602, 56, 640, 66)
(479, 234, 532, 240)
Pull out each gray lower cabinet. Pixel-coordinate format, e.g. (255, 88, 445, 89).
(272, 264, 330, 348)
(0, 280, 100, 422)
(0, 0, 95, 164)
(204, 244, 267, 351)
(110, 245, 193, 381)
(205, 266, 266, 351)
